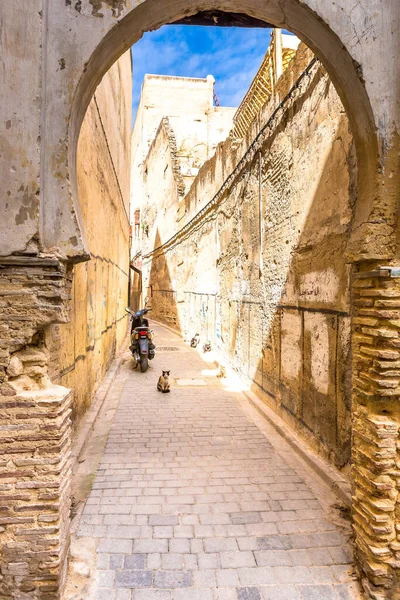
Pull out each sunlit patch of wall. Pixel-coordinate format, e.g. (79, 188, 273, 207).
(45, 52, 132, 422)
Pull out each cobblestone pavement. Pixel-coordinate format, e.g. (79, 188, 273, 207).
(76, 323, 361, 600)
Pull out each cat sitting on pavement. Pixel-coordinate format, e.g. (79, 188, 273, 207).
(157, 370, 171, 393)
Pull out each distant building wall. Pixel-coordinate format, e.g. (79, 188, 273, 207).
(130, 74, 236, 257)
(143, 46, 355, 468)
(45, 52, 132, 422)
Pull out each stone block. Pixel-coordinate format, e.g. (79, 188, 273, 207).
(7, 356, 23, 377)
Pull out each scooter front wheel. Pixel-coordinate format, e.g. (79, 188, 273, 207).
(140, 356, 149, 373)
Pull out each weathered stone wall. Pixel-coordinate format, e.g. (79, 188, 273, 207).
(0, 52, 131, 598)
(45, 53, 132, 422)
(131, 74, 236, 255)
(0, 257, 74, 597)
(351, 266, 400, 598)
(141, 118, 186, 260)
(143, 47, 355, 468)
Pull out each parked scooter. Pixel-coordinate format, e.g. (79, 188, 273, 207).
(125, 307, 155, 372)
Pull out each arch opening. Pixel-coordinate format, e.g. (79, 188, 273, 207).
(65, 2, 387, 597)
(69, 0, 378, 265)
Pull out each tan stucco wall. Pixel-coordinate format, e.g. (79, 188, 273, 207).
(142, 48, 355, 468)
(45, 52, 132, 421)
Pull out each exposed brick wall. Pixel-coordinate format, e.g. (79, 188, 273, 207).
(352, 266, 400, 597)
(0, 257, 73, 598)
(0, 388, 72, 598)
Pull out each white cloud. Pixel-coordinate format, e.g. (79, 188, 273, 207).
(131, 25, 272, 120)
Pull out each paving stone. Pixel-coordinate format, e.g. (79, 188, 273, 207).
(132, 591, 171, 600)
(254, 550, 292, 566)
(330, 565, 353, 583)
(115, 591, 132, 600)
(335, 584, 356, 599)
(161, 553, 184, 570)
(97, 553, 110, 569)
(236, 587, 262, 600)
(193, 569, 216, 587)
(204, 538, 238, 553)
(146, 553, 161, 569)
(153, 526, 173, 538)
(184, 553, 198, 570)
(124, 554, 146, 570)
(95, 588, 117, 600)
(115, 571, 152, 588)
(288, 550, 313, 566)
(237, 537, 259, 551)
(308, 566, 337, 583)
(149, 515, 178, 526)
(173, 525, 193, 538)
(329, 547, 352, 564)
(216, 568, 240, 587)
(174, 590, 213, 600)
(98, 539, 133, 554)
(133, 540, 168, 554)
(153, 570, 192, 588)
(169, 539, 190, 553)
(97, 570, 115, 587)
(230, 513, 262, 525)
(260, 585, 301, 599)
(307, 548, 335, 566)
(75, 324, 357, 600)
(198, 552, 220, 569)
(214, 588, 238, 600)
(110, 554, 124, 569)
(255, 534, 292, 552)
(273, 566, 314, 584)
(297, 584, 338, 599)
(221, 552, 256, 569)
(238, 567, 275, 585)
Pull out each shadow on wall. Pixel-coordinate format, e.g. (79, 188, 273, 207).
(252, 112, 354, 468)
(146, 229, 182, 333)
(130, 266, 142, 312)
(143, 70, 355, 469)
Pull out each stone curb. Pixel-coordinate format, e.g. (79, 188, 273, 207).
(71, 336, 129, 470)
(243, 390, 351, 506)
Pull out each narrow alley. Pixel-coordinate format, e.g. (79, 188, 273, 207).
(69, 323, 360, 600)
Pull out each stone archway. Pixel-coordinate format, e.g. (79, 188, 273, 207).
(64, 4, 398, 597)
(65, 0, 381, 265)
(1, 1, 399, 598)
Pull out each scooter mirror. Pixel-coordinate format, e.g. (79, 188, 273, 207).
(125, 308, 132, 314)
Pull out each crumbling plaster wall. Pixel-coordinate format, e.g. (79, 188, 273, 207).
(141, 118, 185, 258)
(130, 74, 235, 251)
(143, 47, 355, 468)
(45, 52, 132, 421)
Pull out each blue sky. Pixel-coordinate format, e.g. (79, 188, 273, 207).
(131, 25, 273, 122)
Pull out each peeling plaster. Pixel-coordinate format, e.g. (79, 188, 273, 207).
(15, 184, 39, 226)
(89, 0, 126, 18)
